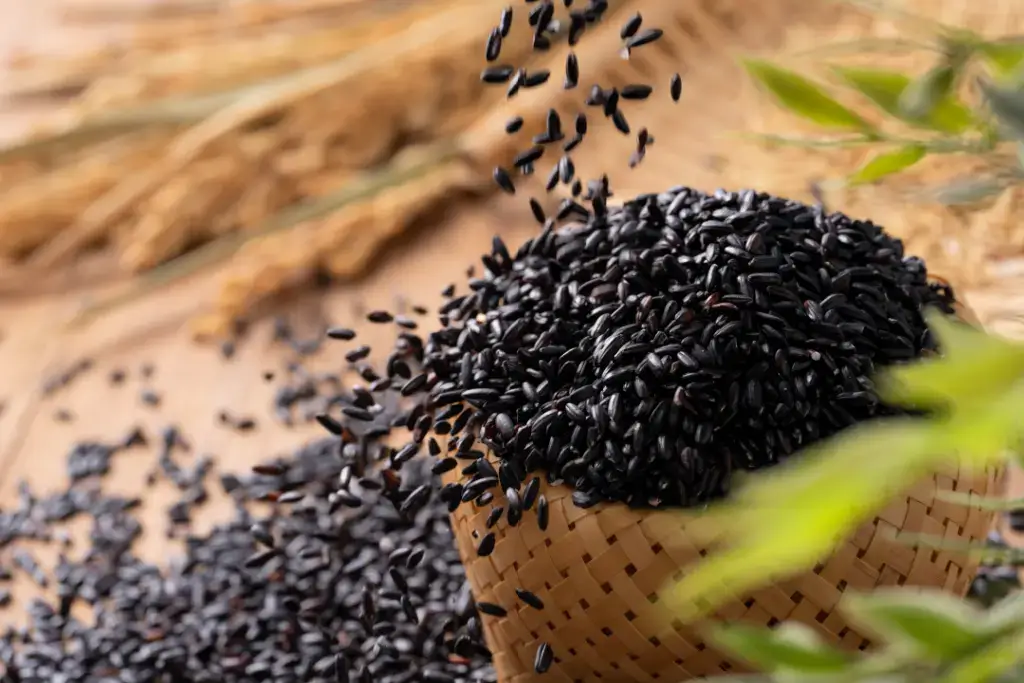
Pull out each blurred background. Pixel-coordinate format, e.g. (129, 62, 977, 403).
(0, 0, 1022, 613)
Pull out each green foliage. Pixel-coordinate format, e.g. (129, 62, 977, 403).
(706, 590, 1024, 683)
(742, 60, 874, 131)
(830, 66, 974, 133)
(671, 313, 1024, 621)
(741, 4, 1024, 196)
(682, 10, 1024, 683)
(847, 145, 926, 185)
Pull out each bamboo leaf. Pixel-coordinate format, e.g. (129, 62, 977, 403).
(929, 177, 1006, 205)
(842, 590, 988, 661)
(935, 490, 1024, 511)
(671, 421, 935, 620)
(892, 533, 1024, 565)
(940, 380, 1024, 465)
(978, 38, 1024, 79)
(831, 66, 973, 133)
(979, 78, 1024, 140)
(742, 59, 872, 131)
(938, 629, 1024, 683)
(877, 310, 1024, 411)
(898, 64, 956, 120)
(847, 145, 926, 185)
(709, 623, 850, 673)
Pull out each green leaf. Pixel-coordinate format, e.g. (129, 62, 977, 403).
(842, 589, 988, 661)
(935, 490, 1024, 511)
(938, 629, 1024, 683)
(743, 59, 872, 131)
(831, 66, 973, 133)
(847, 145, 926, 185)
(982, 591, 1024, 631)
(898, 64, 956, 119)
(671, 421, 935, 620)
(877, 310, 1024, 411)
(978, 38, 1024, 79)
(710, 623, 850, 673)
(979, 78, 1024, 139)
(930, 177, 1006, 206)
(940, 379, 1024, 464)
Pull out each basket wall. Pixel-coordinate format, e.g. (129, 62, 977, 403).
(445, 463, 1001, 682)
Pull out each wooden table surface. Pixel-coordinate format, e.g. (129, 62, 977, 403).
(0, 0, 1020, 632)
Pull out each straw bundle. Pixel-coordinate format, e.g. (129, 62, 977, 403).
(0, 0, 815, 339)
(5, 0, 1024, 341)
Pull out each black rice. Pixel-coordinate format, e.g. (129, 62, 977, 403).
(404, 187, 955, 509)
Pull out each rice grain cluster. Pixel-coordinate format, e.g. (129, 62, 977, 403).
(0, 327, 497, 683)
(411, 187, 955, 509)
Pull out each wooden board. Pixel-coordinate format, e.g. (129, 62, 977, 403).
(0, 0, 1021, 638)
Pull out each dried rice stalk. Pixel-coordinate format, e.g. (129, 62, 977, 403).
(193, 147, 477, 338)
(5, 3, 442, 112)
(0, 134, 166, 258)
(62, 0, 801, 335)
(23, 0, 525, 273)
(187, 0, 794, 336)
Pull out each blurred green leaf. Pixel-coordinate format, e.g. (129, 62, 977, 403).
(898, 64, 956, 120)
(710, 623, 850, 673)
(930, 177, 1007, 205)
(671, 421, 934, 620)
(938, 629, 1024, 683)
(979, 78, 1024, 139)
(983, 591, 1024, 631)
(842, 590, 987, 660)
(940, 379, 1024, 464)
(743, 60, 872, 131)
(831, 66, 973, 133)
(892, 534, 1024, 566)
(848, 145, 926, 185)
(935, 490, 1024, 511)
(877, 310, 1024, 411)
(978, 38, 1024, 79)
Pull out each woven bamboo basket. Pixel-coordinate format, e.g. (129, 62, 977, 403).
(443, 298, 1003, 682)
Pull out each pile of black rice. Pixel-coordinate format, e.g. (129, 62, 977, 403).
(0, 0, 967, 680)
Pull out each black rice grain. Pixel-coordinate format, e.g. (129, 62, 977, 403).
(670, 72, 682, 102)
(516, 588, 544, 610)
(621, 83, 653, 100)
(327, 326, 357, 340)
(367, 310, 394, 324)
(625, 27, 663, 49)
(499, 5, 513, 37)
(485, 27, 502, 62)
(619, 12, 642, 39)
(408, 186, 955, 509)
(523, 69, 551, 88)
(534, 643, 554, 673)
(493, 166, 516, 194)
(477, 532, 496, 557)
(564, 52, 579, 89)
(477, 602, 508, 617)
(481, 64, 515, 83)
(611, 109, 630, 134)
